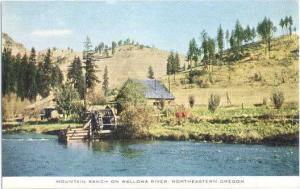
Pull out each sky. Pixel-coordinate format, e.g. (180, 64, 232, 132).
(2, 0, 299, 54)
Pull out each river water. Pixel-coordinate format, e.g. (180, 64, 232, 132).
(2, 133, 299, 176)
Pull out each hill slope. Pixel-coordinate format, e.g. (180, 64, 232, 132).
(162, 35, 299, 106)
(92, 45, 187, 88)
(2, 33, 298, 109)
(2, 33, 187, 88)
(2, 33, 27, 55)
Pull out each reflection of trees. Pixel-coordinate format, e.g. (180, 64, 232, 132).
(119, 146, 143, 159)
(60, 139, 157, 159)
(118, 140, 155, 159)
(91, 141, 115, 153)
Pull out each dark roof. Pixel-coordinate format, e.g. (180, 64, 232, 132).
(138, 79, 175, 100)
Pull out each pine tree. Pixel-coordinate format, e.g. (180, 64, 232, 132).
(186, 38, 198, 68)
(112, 41, 117, 55)
(166, 61, 172, 75)
(201, 31, 209, 65)
(217, 25, 224, 58)
(243, 25, 252, 44)
(68, 57, 85, 99)
(15, 53, 25, 99)
(251, 27, 256, 42)
(280, 18, 285, 35)
(207, 38, 216, 63)
(118, 40, 123, 46)
(174, 53, 180, 73)
(173, 53, 180, 81)
(37, 49, 52, 98)
(26, 48, 38, 101)
(166, 52, 174, 75)
(51, 64, 63, 88)
(102, 66, 109, 96)
(288, 16, 293, 35)
(83, 36, 99, 90)
(98, 42, 105, 54)
(234, 20, 244, 54)
(147, 66, 154, 79)
(284, 16, 289, 34)
(229, 30, 239, 59)
(257, 17, 276, 57)
(225, 30, 230, 48)
(2, 47, 15, 95)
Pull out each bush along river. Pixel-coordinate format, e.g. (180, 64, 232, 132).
(2, 133, 299, 176)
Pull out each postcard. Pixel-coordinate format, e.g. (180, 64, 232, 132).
(1, 0, 299, 188)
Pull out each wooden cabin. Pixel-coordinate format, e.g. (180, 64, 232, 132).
(137, 79, 175, 106)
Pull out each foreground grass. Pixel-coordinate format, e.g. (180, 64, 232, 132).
(147, 105, 299, 145)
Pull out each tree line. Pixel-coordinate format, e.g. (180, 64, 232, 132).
(2, 47, 63, 101)
(184, 15, 295, 68)
(94, 38, 154, 57)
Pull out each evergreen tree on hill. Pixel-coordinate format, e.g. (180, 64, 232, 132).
(26, 47, 38, 101)
(37, 49, 53, 98)
(187, 38, 198, 68)
(2, 47, 15, 96)
(217, 25, 224, 58)
(68, 57, 85, 99)
(83, 36, 99, 90)
(15, 53, 25, 99)
(257, 17, 276, 57)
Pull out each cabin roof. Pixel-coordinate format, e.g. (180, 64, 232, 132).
(138, 79, 175, 100)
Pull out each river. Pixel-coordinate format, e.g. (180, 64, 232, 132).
(2, 133, 299, 176)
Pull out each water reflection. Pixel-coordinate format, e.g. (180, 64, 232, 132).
(91, 141, 115, 153)
(59, 139, 154, 159)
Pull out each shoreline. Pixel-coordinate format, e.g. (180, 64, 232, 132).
(3, 127, 298, 146)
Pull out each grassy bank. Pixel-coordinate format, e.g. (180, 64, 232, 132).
(146, 104, 299, 145)
(3, 104, 299, 145)
(3, 121, 81, 134)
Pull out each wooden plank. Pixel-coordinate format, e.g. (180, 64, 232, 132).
(99, 130, 112, 134)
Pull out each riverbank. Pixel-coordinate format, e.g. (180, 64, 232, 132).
(2, 105, 299, 145)
(2, 122, 81, 134)
(147, 105, 299, 145)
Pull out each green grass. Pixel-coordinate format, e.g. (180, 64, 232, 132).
(147, 105, 299, 144)
(3, 122, 81, 133)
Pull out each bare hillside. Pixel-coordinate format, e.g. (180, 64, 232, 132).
(2, 33, 27, 55)
(92, 45, 187, 87)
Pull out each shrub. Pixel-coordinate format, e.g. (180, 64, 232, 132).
(115, 79, 146, 113)
(208, 94, 221, 112)
(254, 72, 262, 81)
(262, 97, 268, 106)
(87, 90, 107, 105)
(187, 70, 208, 84)
(2, 94, 30, 120)
(188, 95, 195, 108)
(195, 77, 210, 88)
(271, 91, 284, 109)
(118, 105, 155, 138)
(55, 83, 81, 117)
